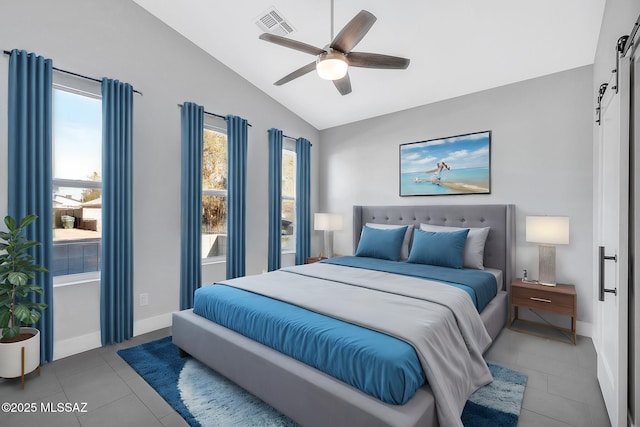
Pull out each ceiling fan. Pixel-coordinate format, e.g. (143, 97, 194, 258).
(258, 2, 410, 96)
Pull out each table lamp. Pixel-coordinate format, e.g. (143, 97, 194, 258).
(314, 213, 343, 258)
(525, 216, 570, 286)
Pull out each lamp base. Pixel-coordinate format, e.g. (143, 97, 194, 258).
(323, 230, 334, 258)
(538, 244, 557, 286)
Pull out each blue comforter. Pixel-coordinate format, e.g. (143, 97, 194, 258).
(193, 284, 425, 404)
(192, 258, 497, 406)
(322, 256, 498, 312)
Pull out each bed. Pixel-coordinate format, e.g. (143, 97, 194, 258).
(172, 204, 516, 427)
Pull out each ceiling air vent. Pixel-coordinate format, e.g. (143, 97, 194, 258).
(255, 7, 295, 36)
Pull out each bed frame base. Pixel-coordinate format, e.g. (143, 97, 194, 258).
(172, 289, 506, 427)
(173, 309, 437, 427)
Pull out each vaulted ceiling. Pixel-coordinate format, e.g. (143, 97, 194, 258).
(133, 0, 606, 130)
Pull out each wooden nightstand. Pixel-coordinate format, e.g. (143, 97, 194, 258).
(509, 279, 577, 344)
(305, 256, 327, 264)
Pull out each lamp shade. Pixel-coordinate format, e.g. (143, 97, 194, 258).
(314, 213, 343, 231)
(526, 216, 570, 245)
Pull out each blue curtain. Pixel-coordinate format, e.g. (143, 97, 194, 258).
(226, 115, 248, 279)
(7, 50, 54, 364)
(180, 103, 203, 309)
(267, 128, 283, 271)
(100, 78, 134, 346)
(295, 138, 311, 265)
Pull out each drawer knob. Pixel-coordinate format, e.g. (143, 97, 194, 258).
(530, 297, 551, 303)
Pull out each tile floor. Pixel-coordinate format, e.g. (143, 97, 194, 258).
(0, 326, 610, 427)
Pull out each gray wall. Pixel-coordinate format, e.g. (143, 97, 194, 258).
(0, 0, 320, 358)
(319, 65, 594, 329)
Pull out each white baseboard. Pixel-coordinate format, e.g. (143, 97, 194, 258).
(53, 331, 102, 361)
(576, 320, 592, 338)
(133, 312, 172, 336)
(53, 312, 173, 361)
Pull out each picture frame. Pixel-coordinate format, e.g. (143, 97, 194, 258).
(399, 130, 491, 196)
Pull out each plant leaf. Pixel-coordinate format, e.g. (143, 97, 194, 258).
(7, 271, 28, 287)
(19, 214, 37, 229)
(19, 300, 35, 309)
(1, 326, 20, 339)
(15, 241, 39, 250)
(0, 310, 10, 328)
(28, 311, 41, 325)
(13, 304, 32, 324)
(3, 216, 16, 231)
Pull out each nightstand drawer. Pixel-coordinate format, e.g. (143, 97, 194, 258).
(512, 287, 574, 316)
(510, 280, 577, 344)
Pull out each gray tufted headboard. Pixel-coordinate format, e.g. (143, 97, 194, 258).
(353, 204, 516, 289)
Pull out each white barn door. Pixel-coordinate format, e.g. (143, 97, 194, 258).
(594, 55, 630, 427)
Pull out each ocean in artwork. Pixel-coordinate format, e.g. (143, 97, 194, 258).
(401, 167, 490, 196)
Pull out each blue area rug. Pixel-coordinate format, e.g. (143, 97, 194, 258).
(117, 337, 526, 427)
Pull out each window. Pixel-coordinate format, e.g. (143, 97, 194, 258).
(282, 142, 296, 252)
(52, 87, 102, 277)
(202, 127, 228, 259)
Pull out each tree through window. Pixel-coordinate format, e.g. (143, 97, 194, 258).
(202, 127, 228, 259)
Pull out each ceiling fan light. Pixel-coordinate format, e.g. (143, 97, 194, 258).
(316, 52, 348, 80)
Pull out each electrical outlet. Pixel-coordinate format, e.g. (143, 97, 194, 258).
(139, 293, 149, 306)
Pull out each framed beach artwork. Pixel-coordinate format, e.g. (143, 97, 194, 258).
(399, 130, 491, 196)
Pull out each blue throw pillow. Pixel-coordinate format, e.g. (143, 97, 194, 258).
(355, 225, 408, 261)
(407, 229, 469, 269)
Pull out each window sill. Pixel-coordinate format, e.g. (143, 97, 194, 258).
(202, 256, 225, 266)
(53, 271, 100, 287)
(282, 250, 296, 255)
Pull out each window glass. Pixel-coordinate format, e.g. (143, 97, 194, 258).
(202, 128, 228, 259)
(52, 87, 102, 277)
(282, 147, 296, 252)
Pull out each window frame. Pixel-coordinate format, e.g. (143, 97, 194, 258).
(201, 123, 228, 264)
(281, 140, 297, 255)
(51, 83, 103, 285)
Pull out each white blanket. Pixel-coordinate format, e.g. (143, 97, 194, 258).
(219, 262, 493, 427)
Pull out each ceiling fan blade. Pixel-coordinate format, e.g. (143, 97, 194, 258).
(259, 33, 325, 56)
(333, 73, 352, 96)
(347, 52, 410, 69)
(330, 10, 376, 53)
(274, 62, 317, 86)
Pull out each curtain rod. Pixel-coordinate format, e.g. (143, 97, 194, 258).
(284, 134, 313, 146)
(270, 131, 313, 146)
(3, 50, 143, 95)
(177, 104, 253, 127)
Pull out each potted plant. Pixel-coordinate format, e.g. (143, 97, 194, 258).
(0, 214, 48, 386)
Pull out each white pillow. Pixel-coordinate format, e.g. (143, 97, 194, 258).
(419, 224, 490, 270)
(365, 223, 414, 260)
